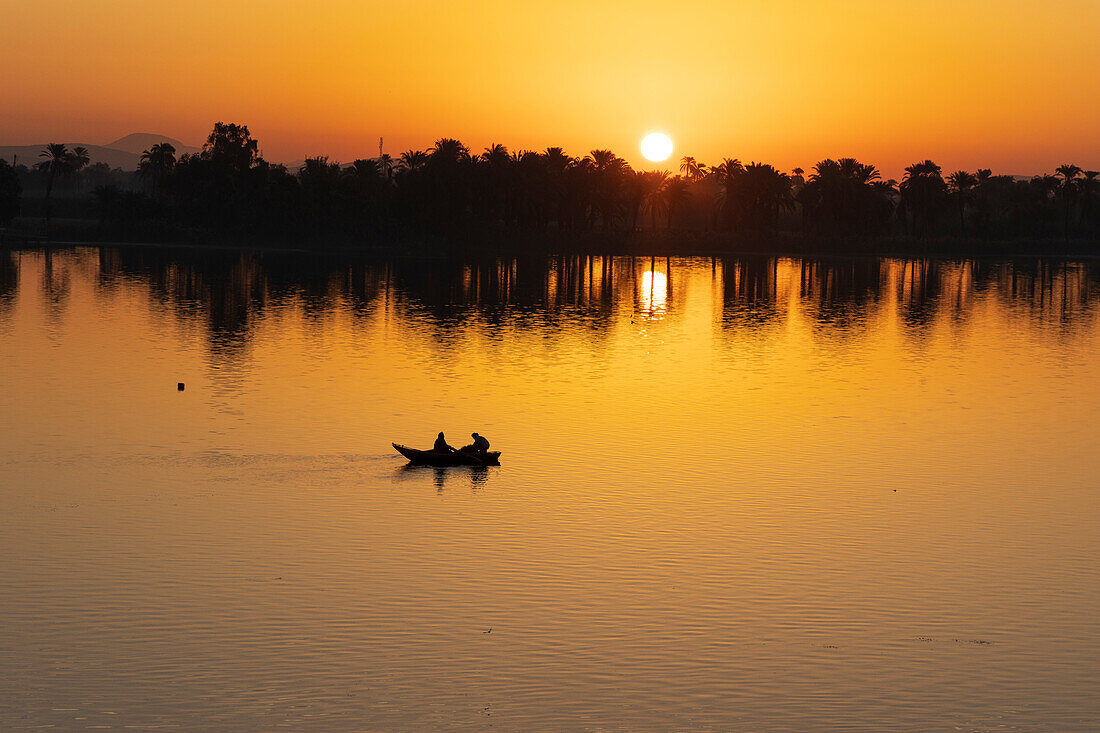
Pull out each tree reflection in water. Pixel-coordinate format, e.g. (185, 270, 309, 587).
(3, 245, 1093, 374)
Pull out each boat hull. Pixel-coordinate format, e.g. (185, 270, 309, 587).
(392, 443, 501, 466)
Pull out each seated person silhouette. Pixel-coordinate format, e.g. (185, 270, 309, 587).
(432, 432, 454, 453)
(460, 432, 491, 455)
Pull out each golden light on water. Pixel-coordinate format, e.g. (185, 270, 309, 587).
(639, 268, 668, 317)
(640, 132, 673, 162)
(4, 249, 1100, 727)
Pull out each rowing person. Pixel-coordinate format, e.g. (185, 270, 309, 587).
(461, 432, 491, 455)
(433, 431, 455, 453)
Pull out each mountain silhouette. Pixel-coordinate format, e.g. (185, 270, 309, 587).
(0, 133, 198, 171)
(0, 143, 138, 170)
(105, 133, 199, 157)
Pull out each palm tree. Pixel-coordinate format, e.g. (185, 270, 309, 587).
(790, 167, 805, 193)
(68, 146, 90, 172)
(348, 158, 382, 179)
(298, 156, 343, 225)
(741, 162, 793, 231)
(799, 158, 892, 236)
(0, 160, 21, 227)
(1055, 163, 1082, 237)
(39, 143, 71, 235)
(67, 146, 91, 195)
(429, 138, 469, 164)
(659, 176, 691, 229)
(1080, 170, 1099, 229)
(398, 150, 428, 172)
(970, 168, 995, 237)
(542, 147, 570, 173)
(946, 170, 977, 236)
(478, 145, 511, 223)
(679, 156, 707, 182)
(140, 142, 176, 170)
(541, 148, 573, 228)
(378, 152, 395, 182)
(139, 143, 176, 198)
(587, 149, 632, 229)
(481, 144, 509, 166)
(710, 158, 744, 229)
(639, 171, 670, 229)
(710, 158, 744, 185)
(1056, 163, 1082, 184)
(899, 160, 946, 236)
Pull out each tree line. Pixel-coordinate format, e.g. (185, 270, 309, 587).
(2, 122, 1098, 250)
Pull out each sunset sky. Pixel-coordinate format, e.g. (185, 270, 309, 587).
(5, 0, 1099, 176)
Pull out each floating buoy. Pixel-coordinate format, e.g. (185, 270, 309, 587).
(177, 382, 185, 391)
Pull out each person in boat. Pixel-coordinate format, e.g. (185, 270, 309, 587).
(432, 432, 455, 453)
(460, 432, 491, 455)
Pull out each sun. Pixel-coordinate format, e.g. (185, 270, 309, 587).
(640, 132, 673, 163)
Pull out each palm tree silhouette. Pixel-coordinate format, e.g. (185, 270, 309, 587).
(1080, 170, 1099, 229)
(790, 167, 805, 192)
(679, 156, 707, 182)
(0, 160, 20, 226)
(430, 138, 469, 164)
(478, 145, 511, 223)
(39, 143, 71, 235)
(587, 149, 631, 230)
(481, 144, 509, 166)
(298, 156, 343, 227)
(68, 146, 90, 194)
(659, 176, 691, 229)
(69, 146, 90, 171)
(800, 158, 891, 236)
(970, 168, 996, 237)
(378, 153, 395, 182)
(348, 158, 382, 178)
(40, 118, 1098, 247)
(639, 171, 670, 229)
(741, 162, 793, 232)
(899, 160, 946, 237)
(946, 170, 977, 236)
(542, 147, 570, 173)
(140, 143, 176, 198)
(398, 150, 428, 172)
(710, 158, 744, 229)
(1056, 163, 1082, 237)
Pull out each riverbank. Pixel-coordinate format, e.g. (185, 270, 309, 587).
(4, 216, 1099, 260)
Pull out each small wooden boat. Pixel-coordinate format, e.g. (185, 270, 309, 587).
(392, 443, 501, 466)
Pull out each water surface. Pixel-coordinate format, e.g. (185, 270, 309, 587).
(1, 247, 1099, 730)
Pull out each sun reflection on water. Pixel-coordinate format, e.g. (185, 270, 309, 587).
(638, 268, 668, 320)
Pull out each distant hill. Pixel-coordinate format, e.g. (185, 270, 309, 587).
(0, 133, 200, 171)
(0, 143, 140, 170)
(105, 133, 199, 157)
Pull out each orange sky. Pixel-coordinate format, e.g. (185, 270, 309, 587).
(4, 0, 1098, 176)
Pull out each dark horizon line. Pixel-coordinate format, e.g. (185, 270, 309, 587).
(2, 122, 1098, 255)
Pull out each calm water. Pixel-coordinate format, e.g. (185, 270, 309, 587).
(1, 247, 1099, 731)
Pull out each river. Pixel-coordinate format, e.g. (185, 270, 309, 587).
(1, 246, 1098, 730)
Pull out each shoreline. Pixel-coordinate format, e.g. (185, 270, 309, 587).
(6, 235, 1100, 262)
